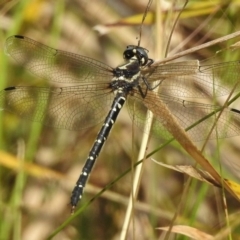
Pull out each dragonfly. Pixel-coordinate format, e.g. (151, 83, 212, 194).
(1, 35, 240, 212)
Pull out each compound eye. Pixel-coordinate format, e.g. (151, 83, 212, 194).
(136, 48, 148, 66)
(123, 48, 135, 60)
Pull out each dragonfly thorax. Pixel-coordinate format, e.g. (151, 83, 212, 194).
(111, 54, 142, 95)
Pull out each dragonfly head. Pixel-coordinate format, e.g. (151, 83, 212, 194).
(123, 45, 149, 66)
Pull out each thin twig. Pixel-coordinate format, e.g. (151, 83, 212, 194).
(152, 30, 240, 65)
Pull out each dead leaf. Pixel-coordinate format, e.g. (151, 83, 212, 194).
(151, 159, 240, 198)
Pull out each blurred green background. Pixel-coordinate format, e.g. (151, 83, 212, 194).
(1, 0, 240, 239)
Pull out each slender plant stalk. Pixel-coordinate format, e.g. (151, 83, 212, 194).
(120, 1, 163, 239)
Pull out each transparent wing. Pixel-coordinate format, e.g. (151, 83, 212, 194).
(127, 90, 240, 142)
(144, 60, 240, 98)
(5, 35, 114, 84)
(0, 83, 114, 130)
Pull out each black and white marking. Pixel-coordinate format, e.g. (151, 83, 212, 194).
(2, 34, 240, 212)
(69, 46, 152, 211)
(71, 93, 126, 208)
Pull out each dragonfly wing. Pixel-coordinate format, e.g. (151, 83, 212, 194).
(145, 60, 240, 98)
(5, 35, 114, 84)
(0, 83, 114, 130)
(158, 95, 240, 141)
(128, 90, 240, 141)
(127, 93, 173, 140)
